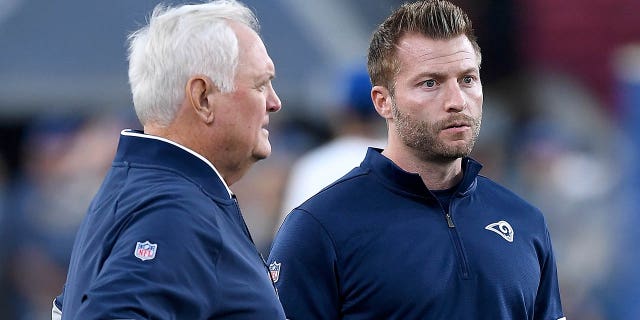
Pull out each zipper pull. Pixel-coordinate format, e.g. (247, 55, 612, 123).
(445, 213, 455, 228)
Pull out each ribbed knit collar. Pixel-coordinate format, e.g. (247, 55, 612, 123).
(362, 147, 482, 198)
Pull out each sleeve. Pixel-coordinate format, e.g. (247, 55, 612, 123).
(534, 227, 566, 320)
(268, 209, 341, 320)
(72, 200, 222, 320)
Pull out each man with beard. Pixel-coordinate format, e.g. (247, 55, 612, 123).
(268, 1, 565, 319)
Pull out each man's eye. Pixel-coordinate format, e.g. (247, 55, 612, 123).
(462, 76, 473, 84)
(423, 79, 436, 88)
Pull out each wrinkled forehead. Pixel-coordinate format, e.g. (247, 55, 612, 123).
(232, 22, 275, 78)
(229, 21, 262, 52)
(395, 33, 479, 70)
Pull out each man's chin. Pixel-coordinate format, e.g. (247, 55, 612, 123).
(424, 143, 474, 163)
(252, 145, 272, 161)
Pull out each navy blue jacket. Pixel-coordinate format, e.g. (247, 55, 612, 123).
(268, 148, 564, 320)
(56, 130, 285, 319)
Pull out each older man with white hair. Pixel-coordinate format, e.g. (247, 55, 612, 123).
(52, 1, 284, 319)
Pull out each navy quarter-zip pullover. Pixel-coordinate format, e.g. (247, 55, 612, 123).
(55, 130, 285, 319)
(269, 147, 564, 320)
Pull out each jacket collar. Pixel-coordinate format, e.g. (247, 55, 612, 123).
(114, 129, 233, 199)
(362, 147, 482, 198)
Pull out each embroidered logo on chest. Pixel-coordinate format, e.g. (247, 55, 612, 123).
(269, 261, 281, 283)
(484, 220, 514, 242)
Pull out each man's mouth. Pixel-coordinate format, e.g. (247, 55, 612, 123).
(443, 121, 470, 130)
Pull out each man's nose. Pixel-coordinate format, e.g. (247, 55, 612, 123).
(443, 82, 466, 112)
(267, 86, 281, 113)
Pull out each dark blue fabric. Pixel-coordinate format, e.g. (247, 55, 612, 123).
(56, 130, 285, 319)
(269, 148, 564, 320)
(432, 185, 458, 212)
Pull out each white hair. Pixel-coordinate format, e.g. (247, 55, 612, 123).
(127, 0, 259, 126)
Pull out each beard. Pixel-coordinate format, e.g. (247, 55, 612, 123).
(391, 100, 481, 163)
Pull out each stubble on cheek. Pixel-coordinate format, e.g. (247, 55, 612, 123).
(392, 105, 481, 161)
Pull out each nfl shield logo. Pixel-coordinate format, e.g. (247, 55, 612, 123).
(269, 261, 281, 283)
(134, 241, 158, 261)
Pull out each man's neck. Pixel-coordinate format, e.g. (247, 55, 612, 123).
(381, 148, 464, 190)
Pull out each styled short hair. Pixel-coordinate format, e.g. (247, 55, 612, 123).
(367, 0, 481, 92)
(127, 0, 259, 126)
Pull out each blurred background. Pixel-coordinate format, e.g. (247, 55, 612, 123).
(0, 0, 638, 318)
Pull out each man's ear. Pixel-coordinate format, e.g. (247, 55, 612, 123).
(187, 75, 216, 124)
(371, 85, 393, 120)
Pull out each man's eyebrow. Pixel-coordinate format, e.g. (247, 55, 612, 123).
(415, 67, 479, 79)
(256, 72, 275, 83)
(414, 71, 447, 80)
(459, 67, 479, 75)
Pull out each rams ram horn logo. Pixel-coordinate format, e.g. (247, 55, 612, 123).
(484, 220, 514, 242)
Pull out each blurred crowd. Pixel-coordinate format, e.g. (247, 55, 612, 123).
(1, 0, 639, 319)
(1, 58, 638, 320)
